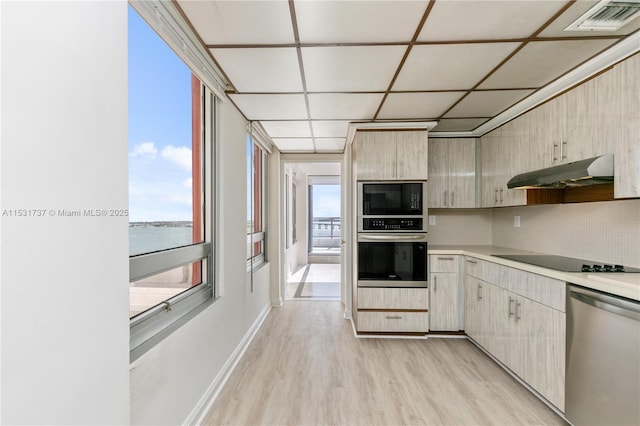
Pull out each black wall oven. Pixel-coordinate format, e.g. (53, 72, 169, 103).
(358, 181, 427, 232)
(357, 233, 428, 288)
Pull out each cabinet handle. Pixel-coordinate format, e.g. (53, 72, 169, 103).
(444, 190, 448, 207)
(477, 283, 483, 300)
(561, 140, 567, 160)
(466, 259, 478, 264)
(499, 188, 504, 203)
(495, 188, 499, 203)
(515, 301, 522, 321)
(552, 141, 558, 162)
(508, 297, 515, 318)
(434, 276, 437, 292)
(385, 315, 402, 320)
(437, 257, 454, 260)
(451, 191, 454, 207)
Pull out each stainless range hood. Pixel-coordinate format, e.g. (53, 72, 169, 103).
(507, 154, 614, 189)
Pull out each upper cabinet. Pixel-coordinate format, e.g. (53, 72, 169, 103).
(480, 53, 640, 200)
(428, 138, 477, 208)
(355, 130, 428, 181)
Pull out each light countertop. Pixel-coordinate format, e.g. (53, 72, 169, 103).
(429, 245, 640, 302)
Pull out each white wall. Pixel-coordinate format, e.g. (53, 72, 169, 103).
(492, 199, 640, 268)
(1, 2, 130, 424)
(129, 99, 272, 425)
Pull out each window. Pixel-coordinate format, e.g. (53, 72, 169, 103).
(128, 5, 215, 357)
(247, 133, 267, 272)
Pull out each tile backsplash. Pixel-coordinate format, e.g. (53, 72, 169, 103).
(492, 199, 640, 268)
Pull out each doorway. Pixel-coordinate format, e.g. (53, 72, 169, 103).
(282, 161, 342, 302)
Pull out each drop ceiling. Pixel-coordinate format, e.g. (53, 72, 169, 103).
(177, 0, 640, 153)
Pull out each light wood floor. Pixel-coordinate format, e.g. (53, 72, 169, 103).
(202, 301, 567, 426)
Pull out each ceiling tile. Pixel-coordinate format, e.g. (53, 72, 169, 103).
(418, 1, 566, 41)
(314, 138, 346, 152)
(272, 138, 315, 152)
(478, 39, 618, 89)
(302, 46, 406, 92)
(538, 0, 640, 37)
(394, 43, 520, 91)
(377, 92, 466, 120)
(311, 121, 351, 138)
(260, 121, 311, 138)
(308, 93, 384, 120)
(211, 48, 302, 92)
(295, 1, 429, 43)
(229, 94, 308, 120)
(178, 1, 294, 45)
(444, 90, 535, 118)
(432, 118, 489, 132)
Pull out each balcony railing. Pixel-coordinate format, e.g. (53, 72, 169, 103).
(312, 216, 340, 248)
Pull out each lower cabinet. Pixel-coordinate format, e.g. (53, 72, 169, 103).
(429, 255, 461, 331)
(464, 262, 566, 412)
(357, 287, 429, 333)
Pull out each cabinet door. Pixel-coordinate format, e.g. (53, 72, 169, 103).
(481, 135, 499, 208)
(355, 131, 396, 180)
(464, 275, 481, 341)
(519, 296, 566, 411)
(448, 138, 476, 208)
(427, 138, 448, 208)
(396, 130, 429, 180)
(429, 273, 459, 331)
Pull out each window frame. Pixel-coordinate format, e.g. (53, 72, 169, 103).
(128, 4, 218, 357)
(246, 130, 268, 272)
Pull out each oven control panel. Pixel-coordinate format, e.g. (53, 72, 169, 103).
(362, 218, 423, 231)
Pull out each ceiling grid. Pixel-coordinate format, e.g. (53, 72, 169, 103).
(175, 0, 640, 153)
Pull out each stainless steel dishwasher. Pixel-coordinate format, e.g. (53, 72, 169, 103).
(566, 285, 640, 426)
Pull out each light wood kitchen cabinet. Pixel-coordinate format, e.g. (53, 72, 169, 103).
(428, 138, 476, 208)
(463, 257, 566, 411)
(356, 287, 429, 333)
(355, 130, 428, 181)
(429, 255, 460, 331)
(480, 132, 527, 208)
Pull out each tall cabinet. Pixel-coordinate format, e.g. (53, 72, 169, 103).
(355, 130, 429, 181)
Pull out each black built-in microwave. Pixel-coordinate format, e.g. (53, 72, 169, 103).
(357, 181, 427, 232)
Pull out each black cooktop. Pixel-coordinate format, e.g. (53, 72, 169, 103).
(492, 254, 640, 273)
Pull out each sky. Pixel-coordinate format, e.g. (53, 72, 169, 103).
(128, 6, 194, 222)
(312, 185, 341, 218)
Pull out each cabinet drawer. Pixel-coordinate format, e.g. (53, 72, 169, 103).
(430, 255, 459, 273)
(357, 311, 428, 333)
(464, 256, 485, 279)
(358, 287, 428, 310)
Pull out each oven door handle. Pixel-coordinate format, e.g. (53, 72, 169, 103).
(358, 234, 426, 241)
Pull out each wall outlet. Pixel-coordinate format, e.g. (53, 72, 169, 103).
(428, 215, 436, 226)
(514, 215, 521, 228)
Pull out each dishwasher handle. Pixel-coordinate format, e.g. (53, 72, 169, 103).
(568, 285, 640, 322)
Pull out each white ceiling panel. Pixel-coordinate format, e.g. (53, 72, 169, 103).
(295, 1, 429, 43)
(260, 121, 311, 138)
(377, 92, 466, 120)
(211, 48, 302, 92)
(302, 46, 406, 92)
(272, 138, 315, 152)
(432, 118, 489, 132)
(308, 93, 384, 120)
(539, 1, 640, 37)
(479, 39, 618, 89)
(311, 121, 351, 138)
(393, 43, 520, 91)
(418, 1, 565, 41)
(444, 90, 535, 118)
(314, 138, 346, 152)
(229, 94, 308, 120)
(178, 1, 294, 45)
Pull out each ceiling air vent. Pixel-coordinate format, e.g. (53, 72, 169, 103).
(565, 0, 640, 31)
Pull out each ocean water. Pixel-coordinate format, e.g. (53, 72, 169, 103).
(129, 225, 194, 256)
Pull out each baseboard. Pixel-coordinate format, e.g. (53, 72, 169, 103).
(184, 302, 272, 426)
